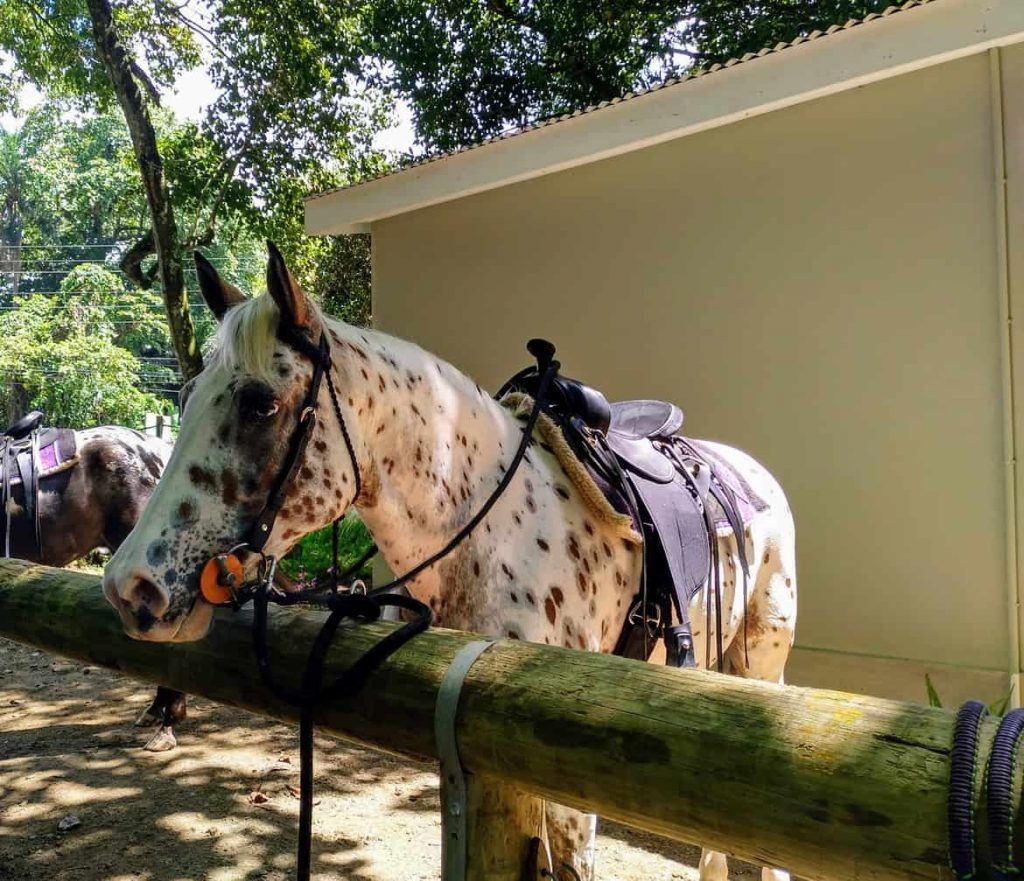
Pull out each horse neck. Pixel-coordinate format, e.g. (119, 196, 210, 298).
(328, 323, 524, 588)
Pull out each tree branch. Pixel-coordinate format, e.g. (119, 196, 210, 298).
(119, 230, 157, 289)
(129, 61, 162, 106)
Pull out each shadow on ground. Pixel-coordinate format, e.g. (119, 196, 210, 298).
(0, 637, 763, 881)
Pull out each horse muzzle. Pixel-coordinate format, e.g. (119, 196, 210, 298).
(102, 570, 214, 643)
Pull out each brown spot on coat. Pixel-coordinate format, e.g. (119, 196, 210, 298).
(545, 597, 557, 625)
(189, 465, 217, 492)
(567, 535, 581, 560)
(221, 469, 238, 506)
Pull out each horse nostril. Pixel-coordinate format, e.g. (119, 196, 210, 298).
(124, 576, 170, 627)
(136, 604, 157, 633)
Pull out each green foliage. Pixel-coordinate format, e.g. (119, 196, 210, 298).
(366, 1, 692, 152)
(0, 264, 171, 427)
(365, 1, 897, 151)
(924, 673, 1015, 716)
(313, 234, 372, 326)
(0, 0, 199, 109)
(685, 2, 895, 67)
(278, 513, 375, 584)
(0, 0, 387, 372)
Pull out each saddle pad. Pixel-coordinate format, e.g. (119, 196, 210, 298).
(684, 439, 767, 531)
(36, 428, 78, 478)
(0, 428, 78, 486)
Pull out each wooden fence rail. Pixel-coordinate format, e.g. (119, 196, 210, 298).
(0, 558, 1010, 881)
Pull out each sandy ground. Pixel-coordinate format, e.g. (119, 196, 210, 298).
(0, 636, 764, 881)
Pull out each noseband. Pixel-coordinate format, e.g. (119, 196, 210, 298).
(196, 324, 559, 881)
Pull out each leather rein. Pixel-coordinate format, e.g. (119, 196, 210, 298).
(197, 327, 558, 881)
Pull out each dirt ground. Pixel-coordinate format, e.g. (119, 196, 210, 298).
(0, 636, 764, 881)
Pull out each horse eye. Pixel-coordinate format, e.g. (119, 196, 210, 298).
(255, 401, 280, 420)
(237, 385, 281, 423)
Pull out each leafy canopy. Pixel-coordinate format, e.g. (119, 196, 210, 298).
(365, 0, 898, 151)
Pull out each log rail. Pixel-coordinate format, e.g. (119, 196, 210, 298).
(0, 559, 1013, 881)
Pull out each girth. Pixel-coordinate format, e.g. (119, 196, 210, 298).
(498, 347, 752, 671)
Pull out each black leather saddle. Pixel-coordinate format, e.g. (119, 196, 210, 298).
(499, 341, 750, 669)
(3, 410, 43, 440)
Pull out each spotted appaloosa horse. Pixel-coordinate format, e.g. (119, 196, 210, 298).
(4, 425, 187, 750)
(103, 247, 797, 881)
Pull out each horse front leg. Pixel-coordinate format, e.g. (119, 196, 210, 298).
(134, 685, 167, 726)
(141, 686, 187, 752)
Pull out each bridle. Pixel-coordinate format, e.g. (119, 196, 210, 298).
(194, 323, 559, 881)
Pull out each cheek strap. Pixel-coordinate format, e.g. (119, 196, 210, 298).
(246, 330, 330, 553)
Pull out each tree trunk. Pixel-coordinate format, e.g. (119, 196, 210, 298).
(0, 559, 1014, 881)
(85, 0, 203, 381)
(2, 200, 24, 298)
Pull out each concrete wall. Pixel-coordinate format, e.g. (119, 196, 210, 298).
(368, 50, 1024, 705)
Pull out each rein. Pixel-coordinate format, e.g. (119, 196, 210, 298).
(198, 328, 558, 881)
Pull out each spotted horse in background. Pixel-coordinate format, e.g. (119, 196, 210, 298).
(103, 245, 797, 881)
(0, 412, 191, 750)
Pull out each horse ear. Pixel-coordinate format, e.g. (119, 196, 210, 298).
(194, 251, 246, 321)
(266, 241, 310, 329)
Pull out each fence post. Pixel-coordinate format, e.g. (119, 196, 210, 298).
(463, 775, 543, 881)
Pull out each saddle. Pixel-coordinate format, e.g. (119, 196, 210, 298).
(1, 414, 78, 558)
(499, 341, 752, 669)
(4, 411, 43, 439)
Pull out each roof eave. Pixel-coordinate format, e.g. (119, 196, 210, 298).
(305, 0, 1024, 236)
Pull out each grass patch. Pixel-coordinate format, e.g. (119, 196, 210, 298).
(279, 512, 374, 585)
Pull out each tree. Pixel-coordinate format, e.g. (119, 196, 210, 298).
(685, 1, 894, 67)
(365, 0, 896, 152)
(0, 264, 170, 427)
(0, 0, 387, 382)
(0, 129, 28, 295)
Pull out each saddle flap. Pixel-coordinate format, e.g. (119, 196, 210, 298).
(609, 400, 683, 440)
(629, 468, 711, 609)
(605, 434, 675, 483)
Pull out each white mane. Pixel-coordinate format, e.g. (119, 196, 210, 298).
(209, 294, 328, 379)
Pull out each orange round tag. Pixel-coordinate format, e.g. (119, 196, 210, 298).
(200, 554, 244, 605)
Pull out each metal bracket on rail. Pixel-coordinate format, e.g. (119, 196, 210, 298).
(435, 639, 496, 881)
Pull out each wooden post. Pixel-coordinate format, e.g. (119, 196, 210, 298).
(447, 774, 542, 881)
(0, 559, 1013, 881)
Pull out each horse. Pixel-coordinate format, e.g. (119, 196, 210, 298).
(0, 420, 190, 751)
(103, 246, 797, 881)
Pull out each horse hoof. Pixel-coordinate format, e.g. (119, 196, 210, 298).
(144, 727, 177, 752)
(134, 706, 160, 727)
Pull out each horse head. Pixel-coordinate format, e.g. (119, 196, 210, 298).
(103, 244, 360, 642)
